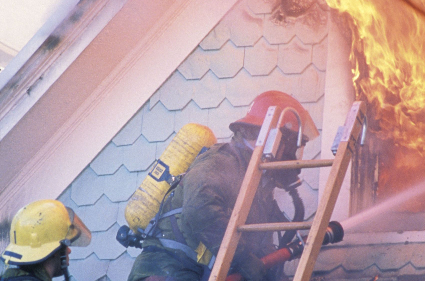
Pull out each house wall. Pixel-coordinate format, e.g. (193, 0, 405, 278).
(2, 0, 424, 280)
(13, 0, 425, 280)
(54, 0, 329, 280)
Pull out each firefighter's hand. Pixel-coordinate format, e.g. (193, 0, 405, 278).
(238, 252, 266, 281)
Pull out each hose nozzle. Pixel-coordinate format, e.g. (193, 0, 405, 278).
(226, 221, 344, 281)
(323, 221, 344, 245)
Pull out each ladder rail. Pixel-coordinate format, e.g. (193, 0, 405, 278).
(292, 101, 366, 281)
(208, 106, 281, 281)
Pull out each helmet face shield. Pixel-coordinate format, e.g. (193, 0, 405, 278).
(64, 207, 91, 247)
(1, 200, 91, 265)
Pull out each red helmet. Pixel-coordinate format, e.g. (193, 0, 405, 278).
(229, 90, 319, 141)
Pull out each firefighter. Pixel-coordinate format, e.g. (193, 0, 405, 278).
(0, 199, 91, 281)
(127, 90, 319, 281)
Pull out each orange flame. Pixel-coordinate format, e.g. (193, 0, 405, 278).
(326, 0, 425, 212)
(326, 0, 425, 153)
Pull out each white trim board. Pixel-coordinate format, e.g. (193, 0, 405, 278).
(0, 0, 240, 220)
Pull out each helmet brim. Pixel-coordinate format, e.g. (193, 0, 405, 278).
(229, 110, 319, 142)
(1, 241, 62, 265)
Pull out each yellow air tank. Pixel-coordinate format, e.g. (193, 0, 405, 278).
(125, 123, 217, 234)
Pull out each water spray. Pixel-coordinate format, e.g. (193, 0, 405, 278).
(341, 181, 425, 232)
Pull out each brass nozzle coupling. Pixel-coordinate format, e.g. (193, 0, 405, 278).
(323, 221, 344, 245)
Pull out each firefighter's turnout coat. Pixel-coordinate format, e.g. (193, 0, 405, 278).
(128, 138, 284, 281)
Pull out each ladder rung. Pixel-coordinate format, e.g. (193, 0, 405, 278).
(238, 221, 313, 232)
(259, 159, 334, 170)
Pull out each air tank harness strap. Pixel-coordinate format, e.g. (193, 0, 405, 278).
(138, 174, 185, 238)
(154, 207, 216, 269)
(158, 238, 197, 261)
(138, 146, 216, 269)
(142, 207, 183, 237)
(143, 146, 211, 238)
(141, 186, 216, 270)
(142, 245, 202, 275)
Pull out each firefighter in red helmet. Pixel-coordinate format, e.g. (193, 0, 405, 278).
(127, 90, 318, 281)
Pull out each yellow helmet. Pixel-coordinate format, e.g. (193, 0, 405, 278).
(1, 199, 91, 265)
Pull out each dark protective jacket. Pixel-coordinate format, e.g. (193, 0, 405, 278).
(0, 266, 51, 281)
(128, 138, 285, 281)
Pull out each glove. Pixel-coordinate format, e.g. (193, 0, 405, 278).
(237, 252, 267, 281)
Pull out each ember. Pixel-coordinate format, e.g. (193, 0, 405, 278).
(326, 0, 425, 214)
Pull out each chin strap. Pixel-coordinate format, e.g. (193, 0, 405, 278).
(60, 241, 71, 281)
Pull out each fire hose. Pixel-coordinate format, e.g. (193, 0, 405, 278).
(225, 221, 344, 281)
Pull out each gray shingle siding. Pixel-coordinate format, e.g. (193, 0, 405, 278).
(57, 0, 328, 280)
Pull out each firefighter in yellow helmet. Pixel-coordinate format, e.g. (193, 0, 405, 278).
(126, 90, 319, 281)
(1, 199, 91, 281)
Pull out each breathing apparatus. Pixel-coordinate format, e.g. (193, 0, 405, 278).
(124, 123, 217, 235)
(229, 90, 319, 247)
(118, 123, 217, 269)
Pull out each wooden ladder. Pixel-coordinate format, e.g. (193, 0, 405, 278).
(208, 101, 367, 281)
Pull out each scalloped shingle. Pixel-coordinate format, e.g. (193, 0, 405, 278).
(69, 254, 109, 281)
(92, 224, 126, 260)
(112, 109, 143, 146)
(117, 201, 128, 227)
(71, 167, 105, 206)
(278, 37, 312, 74)
(103, 166, 139, 202)
(77, 195, 118, 232)
(178, 46, 211, 80)
(141, 102, 175, 142)
(228, 2, 263, 47)
(225, 69, 264, 107)
(174, 101, 209, 132)
(90, 142, 124, 175)
(244, 37, 278, 76)
(207, 99, 247, 139)
(107, 252, 136, 281)
(290, 65, 325, 103)
(209, 41, 244, 78)
(192, 71, 226, 109)
(263, 14, 296, 45)
(200, 19, 230, 51)
(293, 8, 328, 44)
(121, 135, 157, 172)
(157, 71, 194, 111)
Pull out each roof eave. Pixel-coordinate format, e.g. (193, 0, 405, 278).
(0, 0, 240, 220)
